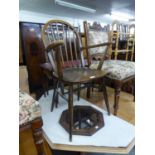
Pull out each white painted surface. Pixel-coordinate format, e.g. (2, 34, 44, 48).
(39, 90, 135, 147)
(19, 10, 108, 32)
(19, 10, 84, 31)
(19, 10, 78, 24)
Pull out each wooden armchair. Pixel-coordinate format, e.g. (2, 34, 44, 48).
(41, 19, 110, 141)
(83, 21, 135, 115)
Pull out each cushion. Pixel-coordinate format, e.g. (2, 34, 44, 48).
(90, 60, 135, 80)
(88, 30, 108, 56)
(19, 90, 41, 125)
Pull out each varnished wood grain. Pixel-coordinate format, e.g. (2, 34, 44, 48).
(20, 22, 46, 92)
(20, 128, 38, 155)
(62, 68, 107, 84)
(19, 31, 24, 64)
(20, 128, 52, 155)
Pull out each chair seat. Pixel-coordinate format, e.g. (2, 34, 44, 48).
(60, 67, 107, 84)
(19, 90, 41, 125)
(90, 60, 135, 80)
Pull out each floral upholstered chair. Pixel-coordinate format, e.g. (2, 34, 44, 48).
(90, 60, 135, 81)
(83, 21, 135, 115)
(19, 90, 41, 125)
(19, 90, 44, 155)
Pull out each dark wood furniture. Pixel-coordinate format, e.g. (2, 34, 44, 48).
(19, 22, 46, 93)
(20, 118, 44, 155)
(41, 20, 110, 141)
(19, 31, 24, 64)
(40, 63, 53, 96)
(19, 91, 44, 155)
(83, 21, 135, 115)
(59, 105, 104, 136)
(20, 22, 81, 96)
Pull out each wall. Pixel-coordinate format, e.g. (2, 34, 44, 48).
(19, 10, 108, 32)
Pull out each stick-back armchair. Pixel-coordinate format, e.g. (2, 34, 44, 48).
(41, 19, 110, 141)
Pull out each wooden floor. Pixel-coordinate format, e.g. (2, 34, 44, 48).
(19, 87, 135, 155)
(19, 128, 53, 155)
(80, 87, 135, 125)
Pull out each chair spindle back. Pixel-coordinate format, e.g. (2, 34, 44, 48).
(41, 20, 85, 78)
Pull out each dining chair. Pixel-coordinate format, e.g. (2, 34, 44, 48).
(41, 19, 110, 141)
(110, 20, 135, 61)
(83, 21, 135, 115)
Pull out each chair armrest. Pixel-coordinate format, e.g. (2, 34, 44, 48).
(82, 42, 112, 50)
(45, 40, 64, 52)
(40, 63, 53, 72)
(40, 63, 53, 78)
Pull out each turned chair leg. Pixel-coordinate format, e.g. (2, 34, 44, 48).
(60, 82, 64, 95)
(102, 80, 110, 115)
(86, 83, 91, 98)
(68, 85, 73, 141)
(114, 83, 122, 115)
(77, 84, 81, 101)
(51, 79, 58, 112)
(45, 80, 49, 96)
(55, 81, 60, 108)
(31, 118, 44, 155)
(42, 83, 47, 97)
(133, 79, 135, 101)
(42, 80, 49, 97)
(55, 91, 59, 108)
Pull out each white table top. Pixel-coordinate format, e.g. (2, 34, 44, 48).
(39, 90, 135, 154)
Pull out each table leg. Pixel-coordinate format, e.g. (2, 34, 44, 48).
(68, 85, 73, 141)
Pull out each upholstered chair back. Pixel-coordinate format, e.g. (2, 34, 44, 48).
(83, 21, 111, 66)
(87, 30, 109, 56)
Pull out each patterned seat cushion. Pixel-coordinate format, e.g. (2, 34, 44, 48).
(90, 60, 135, 80)
(19, 90, 41, 125)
